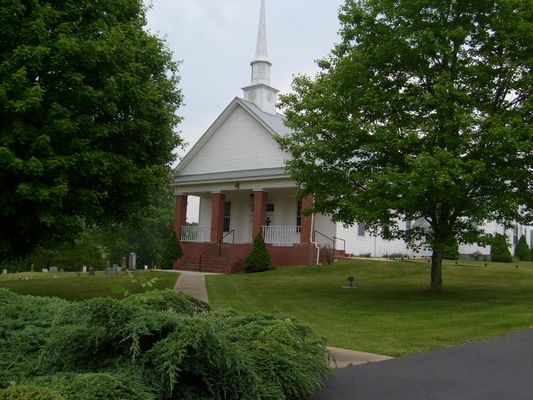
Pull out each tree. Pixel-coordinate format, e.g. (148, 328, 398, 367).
(279, 0, 532, 291)
(0, 0, 183, 261)
(244, 234, 272, 273)
(491, 234, 512, 263)
(159, 232, 183, 270)
(515, 235, 531, 261)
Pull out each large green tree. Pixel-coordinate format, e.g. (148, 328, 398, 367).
(0, 0, 182, 261)
(279, 0, 532, 291)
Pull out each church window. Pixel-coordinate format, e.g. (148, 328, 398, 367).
(223, 202, 231, 232)
(357, 223, 366, 237)
(266, 203, 275, 212)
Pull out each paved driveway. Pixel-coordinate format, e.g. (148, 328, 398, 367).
(316, 329, 533, 400)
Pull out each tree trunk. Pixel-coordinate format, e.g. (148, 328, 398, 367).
(430, 250, 443, 292)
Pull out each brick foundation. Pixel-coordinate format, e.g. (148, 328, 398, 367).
(174, 241, 320, 273)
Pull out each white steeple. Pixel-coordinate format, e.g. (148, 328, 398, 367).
(242, 0, 279, 115)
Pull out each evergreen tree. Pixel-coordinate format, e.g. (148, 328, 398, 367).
(442, 238, 459, 260)
(490, 234, 512, 263)
(159, 233, 183, 270)
(245, 234, 272, 273)
(515, 235, 531, 261)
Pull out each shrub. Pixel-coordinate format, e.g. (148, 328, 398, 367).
(490, 234, 512, 263)
(0, 289, 329, 400)
(0, 384, 65, 400)
(515, 235, 531, 261)
(245, 234, 272, 273)
(159, 233, 183, 270)
(442, 238, 459, 260)
(59, 373, 154, 400)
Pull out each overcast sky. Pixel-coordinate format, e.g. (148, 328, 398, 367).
(145, 0, 344, 220)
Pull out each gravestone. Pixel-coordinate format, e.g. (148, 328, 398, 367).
(144, 265, 148, 270)
(49, 266, 58, 273)
(128, 253, 137, 271)
(82, 266, 87, 273)
(2, 269, 7, 275)
(42, 268, 48, 273)
(121, 257, 127, 270)
(88, 267, 95, 276)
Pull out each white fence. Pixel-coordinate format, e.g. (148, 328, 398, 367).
(181, 226, 211, 243)
(262, 226, 301, 244)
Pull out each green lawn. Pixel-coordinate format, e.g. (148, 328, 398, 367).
(206, 259, 533, 356)
(0, 270, 179, 300)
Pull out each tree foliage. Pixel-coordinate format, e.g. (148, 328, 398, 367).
(1, 189, 175, 272)
(490, 234, 512, 263)
(279, 0, 532, 291)
(245, 234, 272, 273)
(0, 0, 183, 261)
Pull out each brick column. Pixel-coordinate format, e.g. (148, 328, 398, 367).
(174, 194, 188, 239)
(211, 192, 225, 242)
(252, 190, 268, 239)
(300, 195, 314, 244)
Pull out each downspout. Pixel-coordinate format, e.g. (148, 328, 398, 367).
(310, 213, 320, 265)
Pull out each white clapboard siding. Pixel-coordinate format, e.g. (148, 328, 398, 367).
(181, 106, 289, 175)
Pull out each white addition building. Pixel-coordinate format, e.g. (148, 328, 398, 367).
(171, 0, 531, 272)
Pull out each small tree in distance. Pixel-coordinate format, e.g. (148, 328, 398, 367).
(515, 235, 531, 261)
(490, 234, 512, 263)
(160, 233, 183, 270)
(245, 234, 272, 273)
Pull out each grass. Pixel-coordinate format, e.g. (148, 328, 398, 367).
(206, 258, 533, 356)
(0, 270, 179, 300)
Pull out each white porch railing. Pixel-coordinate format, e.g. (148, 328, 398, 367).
(262, 226, 301, 244)
(181, 226, 211, 243)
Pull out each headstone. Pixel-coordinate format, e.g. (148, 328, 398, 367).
(82, 266, 87, 273)
(144, 265, 148, 270)
(49, 266, 58, 273)
(121, 257, 127, 270)
(88, 267, 96, 276)
(128, 253, 137, 271)
(42, 268, 48, 273)
(2, 269, 7, 275)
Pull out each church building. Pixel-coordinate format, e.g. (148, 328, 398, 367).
(171, 0, 531, 272)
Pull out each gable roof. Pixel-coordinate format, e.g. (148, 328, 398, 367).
(173, 97, 292, 177)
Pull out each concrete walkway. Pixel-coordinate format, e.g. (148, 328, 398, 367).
(328, 346, 392, 368)
(172, 270, 220, 303)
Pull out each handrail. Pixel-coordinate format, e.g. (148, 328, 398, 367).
(333, 236, 346, 252)
(199, 230, 235, 272)
(313, 230, 335, 250)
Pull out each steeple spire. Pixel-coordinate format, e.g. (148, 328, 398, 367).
(255, 0, 268, 61)
(242, 0, 279, 115)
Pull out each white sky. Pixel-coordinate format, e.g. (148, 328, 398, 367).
(145, 0, 344, 220)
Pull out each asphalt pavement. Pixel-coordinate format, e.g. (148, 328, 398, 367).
(316, 329, 533, 400)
